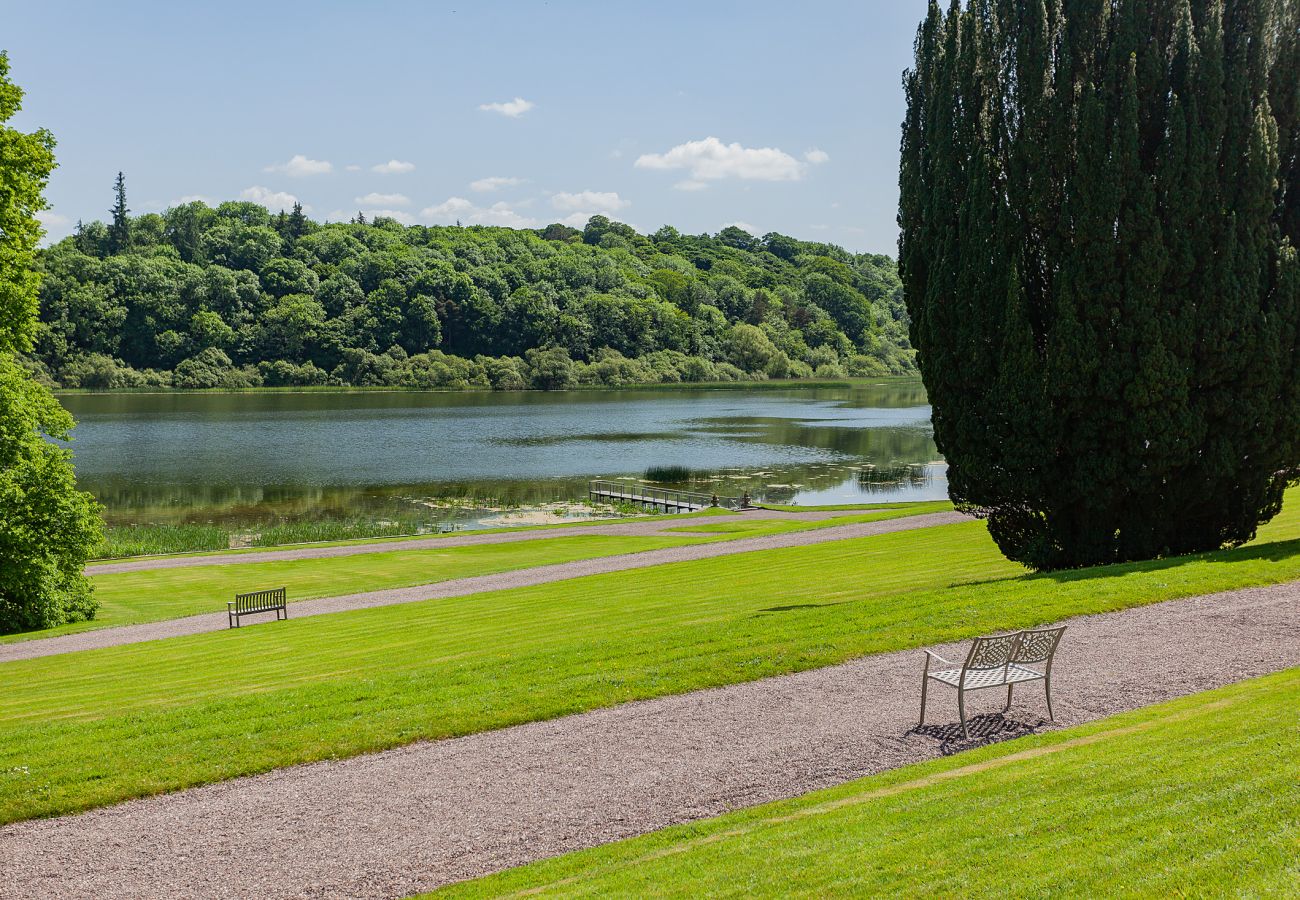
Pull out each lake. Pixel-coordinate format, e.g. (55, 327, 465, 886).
(58, 380, 946, 528)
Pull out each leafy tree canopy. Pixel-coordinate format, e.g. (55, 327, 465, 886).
(0, 51, 101, 633)
(30, 201, 917, 391)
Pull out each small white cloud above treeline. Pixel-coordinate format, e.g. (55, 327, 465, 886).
(241, 185, 307, 211)
(723, 221, 759, 235)
(36, 210, 70, 228)
(372, 159, 416, 175)
(264, 155, 333, 177)
(550, 190, 629, 213)
(175, 194, 216, 205)
(804, 148, 830, 164)
(478, 97, 535, 118)
(470, 176, 525, 192)
(636, 137, 807, 183)
(421, 197, 539, 228)
(355, 192, 411, 207)
(359, 209, 418, 225)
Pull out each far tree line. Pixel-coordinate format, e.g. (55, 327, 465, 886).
(26, 181, 916, 391)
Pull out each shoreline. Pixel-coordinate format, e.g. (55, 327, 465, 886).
(51, 375, 923, 397)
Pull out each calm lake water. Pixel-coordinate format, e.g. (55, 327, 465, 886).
(58, 381, 946, 527)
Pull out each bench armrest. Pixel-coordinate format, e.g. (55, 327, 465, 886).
(923, 649, 956, 667)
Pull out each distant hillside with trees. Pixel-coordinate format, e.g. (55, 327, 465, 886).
(27, 189, 915, 391)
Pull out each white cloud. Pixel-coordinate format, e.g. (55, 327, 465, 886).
(478, 97, 535, 118)
(673, 180, 709, 192)
(240, 185, 308, 211)
(355, 192, 411, 207)
(420, 197, 539, 228)
(175, 194, 215, 205)
(361, 208, 418, 225)
(372, 159, 416, 175)
(550, 190, 629, 213)
(636, 136, 805, 182)
(36, 210, 70, 228)
(804, 148, 830, 164)
(470, 175, 525, 192)
(723, 221, 759, 235)
(264, 154, 333, 177)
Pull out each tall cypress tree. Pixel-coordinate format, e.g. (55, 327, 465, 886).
(108, 170, 130, 253)
(900, 0, 1300, 570)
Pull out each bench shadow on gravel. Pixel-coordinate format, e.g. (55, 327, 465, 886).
(909, 712, 1046, 756)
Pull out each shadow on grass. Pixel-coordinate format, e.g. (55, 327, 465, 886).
(755, 602, 843, 614)
(948, 536, 1300, 593)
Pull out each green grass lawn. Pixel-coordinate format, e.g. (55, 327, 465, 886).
(436, 668, 1300, 898)
(4, 497, 1300, 825)
(3, 504, 948, 645)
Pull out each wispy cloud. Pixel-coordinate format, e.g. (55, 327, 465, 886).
(264, 155, 333, 177)
(241, 185, 307, 211)
(636, 137, 805, 182)
(421, 197, 539, 228)
(36, 210, 70, 228)
(372, 159, 416, 175)
(723, 221, 759, 235)
(175, 194, 216, 205)
(355, 192, 411, 207)
(360, 209, 418, 225)
(804, 148, 830, 164)
(478, 97, 535, 118)
(470, 175, 525, 192)
(550, 190, 629, 213)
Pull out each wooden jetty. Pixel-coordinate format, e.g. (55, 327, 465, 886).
(588, 480, 746, 512)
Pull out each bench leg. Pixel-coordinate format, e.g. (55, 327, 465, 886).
(1005, 683, 1014, 712)
(1045, 674, 1054, 721)
(958, 689, 968, 740)
(919, 675, 929, 726)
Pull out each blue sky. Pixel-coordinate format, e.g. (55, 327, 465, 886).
(4, 1, 930, 255)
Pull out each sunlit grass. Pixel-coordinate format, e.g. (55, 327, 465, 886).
(437, 668, 1300, 897)
(4, 505, 943, 644)
(4, 493, 1300, 824)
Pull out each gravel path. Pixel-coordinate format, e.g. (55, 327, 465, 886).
(2, 582, 1297, 899)
(85, 509, 859, 575)
(3, 511, 966, 663)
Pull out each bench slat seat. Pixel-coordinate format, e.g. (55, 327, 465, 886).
(919, 627, 1066, 739)
(927, 663, 1046, 689)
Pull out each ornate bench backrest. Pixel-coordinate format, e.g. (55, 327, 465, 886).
(1011, 626, 1066, 666)
(962, 632, 1021, 672)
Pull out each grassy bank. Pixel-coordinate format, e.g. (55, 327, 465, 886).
(8, 505, 948, 644)
(4, 501, 1300, 823)
(438, 668, 1300, 897)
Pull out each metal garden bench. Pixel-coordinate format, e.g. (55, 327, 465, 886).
(919, 626, 1066, 738)
(228, 587, 288, 628)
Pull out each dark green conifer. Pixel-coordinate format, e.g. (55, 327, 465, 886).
(900, 0, 1300, 569)
(108, 171, 130, 254)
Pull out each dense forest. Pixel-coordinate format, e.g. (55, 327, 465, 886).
(26, 188, 914, 390)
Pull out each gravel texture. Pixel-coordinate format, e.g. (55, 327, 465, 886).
(2, 582, 1297, 899)
(85, 509, 863, 575)
(3, 511, 967, 663)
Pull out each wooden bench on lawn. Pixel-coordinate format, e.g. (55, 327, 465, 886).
(228, 587, 288, 628)
(919, 626, 1067, 738)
